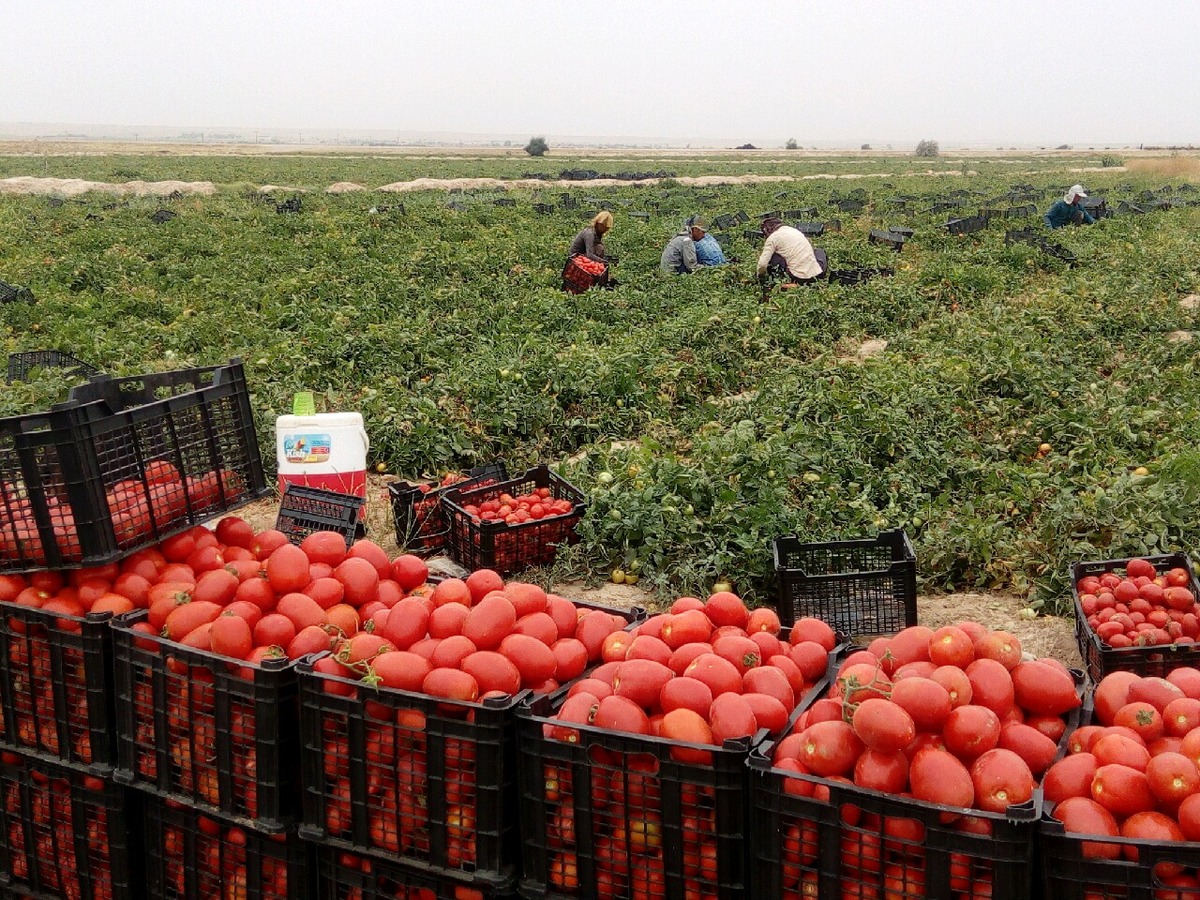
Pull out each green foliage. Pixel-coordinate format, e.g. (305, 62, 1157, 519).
(524, 136, 549, 157)
(1101, 155, 1124, 168)
(1, 155, 1199, 615)
(785, 139, 799, 151)
(915, 140, 939, 158)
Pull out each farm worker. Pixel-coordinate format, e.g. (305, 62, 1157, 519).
(568, 211, 613, 264)
(1044, 185, 1095, 229)
(756, 217, 827, 284)
(690, 217, 727, 267)
(659, 218, 708, 274)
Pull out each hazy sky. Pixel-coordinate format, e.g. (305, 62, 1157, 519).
(5, 1, 1199, 146)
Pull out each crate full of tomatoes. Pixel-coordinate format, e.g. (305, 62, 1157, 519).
(388, 462, 509, 557)
(0, 567, 123, 771)
(142, 796, 311, 900)
(1041, 667, 1200, 899)
(298, 567, 643, 889)
(0, 750, 141, 900)
(111, 520, 439, 830)
(517, 592, 838, 900)
(750, 623, 1084, 900)
(317, 844, 517, 900)
(1072, 553, 1200, 681)
(441, 466, 585, 575)
(0, 358, 267, 573)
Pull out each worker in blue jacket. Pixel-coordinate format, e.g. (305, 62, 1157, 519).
(1044, 185, 1096, 229)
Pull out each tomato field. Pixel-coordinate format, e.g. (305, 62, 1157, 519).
(2, 150, 1200, 614)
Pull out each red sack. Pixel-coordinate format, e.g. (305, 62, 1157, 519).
(562, 255, 608, 294)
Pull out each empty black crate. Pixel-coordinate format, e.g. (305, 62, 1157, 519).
(946, 215, 987, 235)
(1071, 552, 1200, 682)
(7, 351, 100, 385)
(793, 222, 824, 237)
(389, 462, 509, 557)
(142, 797, 312, 900)
(772, 530, 916, 634)
(867, 229, 905, 250)
(0, 753, 140, 900)
(111, 610, 300, 831)
(0, 604, 114, 772)
(441, 466, 585, 575)
(317, 846, 515, 899)
(749, 739, 1040, 900)
(0, 359, 267, 573)
(275, 484, 365, 548)
(0, 281, 33, 304)
(296, 658, 524, 889)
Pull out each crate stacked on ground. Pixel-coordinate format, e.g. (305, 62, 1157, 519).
(297, 569, 642, 892)
(0, 576, 117, 771)
(1071, 553, 1200, 682)
(772, 529, 917, 635)
(0, 358, 267, 572)
(517, 592, 838, 900)
(1040, 666, 1200, 900)
(388, 463, 508, 557)
(142, 796, 312, 900)
(276, 483, 365, 548)
(440, 466, 585, 575)
(316, 846, 514, 899)
(0, 750, 140, 899)
(749, 623, 1083, 900)
(6, 350, 100, 385)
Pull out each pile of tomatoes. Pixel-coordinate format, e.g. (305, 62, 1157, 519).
(770, 623, 1082, 899)
(533, 593, 834, 897)
(152, 801, 293, 900)
(0, 461, 246, 566)
(308, 568, 631, 874)
(1076, 558, 1200, 649)
(0, 753, 120, 900)
(1046, 668, 1200, 889)
(451, 483, 582, 573)
(393, 469, 504, 552)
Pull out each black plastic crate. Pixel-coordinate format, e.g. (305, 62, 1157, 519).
(1005, 204, 1037, 218)
(824, 219, 842, 232)
(296, 659, 525, 888)
(0, 359, 268, 573)
(867, 229, 906, 251)
(1040, 240, 1077, 264)
(0, 604, 114, 772)
(793, 222, 824, 237)
(740, 230, 764, 246)
(1005, 229, 1039, 246)
(782, 207, 817, 219)
(6, 351, 100, 385)
(441, 466, 586, 575)
(712, 214, 737, 231)
(388, 463, 509, 557)
(836, 199, 865, 213)
(492, 198, 516, 208)
(888, 226, 914, 238)
(0, 753, 140, 900)
(979, 207, 1005, 220)
(111, 610, 301, 831)
(1070, 552, 1200, 682)
(533, 203, 555, 215)
(0, 282, 33, 305)
(142, 797, 312, 900)
(946, 215, 988, 235)
(316, 846, 515, 899)
(828, 267, 893, 286)
(149, 209, 175, 224)
(276, 484, 365, 548)
(517, 659, 832, 900)
(772, 529, 916, 634)
(749, 736, 1040, 900)
(276, 197, 303, 214)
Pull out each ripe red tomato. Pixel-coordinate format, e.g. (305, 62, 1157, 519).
(909, 748, 974, 809)
(851, 698, 916, 755)
(797, 720, 863, 777)
(1091, 763, 1154, 818)
(970, 748, 1034, 813)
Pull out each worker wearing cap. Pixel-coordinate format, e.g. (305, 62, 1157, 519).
(1044, 185, 1096, 229)
(691, 218, 727, 267)
(659, 217, 709, 274)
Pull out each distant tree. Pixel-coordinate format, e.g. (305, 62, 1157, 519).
(1056, 144, 1071, 150)
(861, 144, 871, 150)
(914, 139, 940, 158)
(785, 138, 799, 150)
(735, 143, 759, 150)
(524, 136, 549, 157)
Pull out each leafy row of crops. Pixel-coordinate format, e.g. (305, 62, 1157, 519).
(1, 154, 1199, 613)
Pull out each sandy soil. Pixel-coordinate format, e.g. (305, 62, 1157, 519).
(231, 476, 1080, 667)
(0, 176, 215, 197)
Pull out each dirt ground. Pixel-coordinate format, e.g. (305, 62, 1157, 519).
(233, 476, 1081, 668)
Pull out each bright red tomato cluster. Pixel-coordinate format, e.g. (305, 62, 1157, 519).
(1077, 559, 1199, 649)
(1, 755, 117, 900)
(0, 461, 244, 566)
(462, 487, 574, 526)
(1047, 668, 1200, 889)
(307, 561, 631, 874)
(771, 623, 1081, 898)
(536, 593, 834, 897)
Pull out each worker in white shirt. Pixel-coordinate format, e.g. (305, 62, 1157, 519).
(755, 217, 827, 284)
